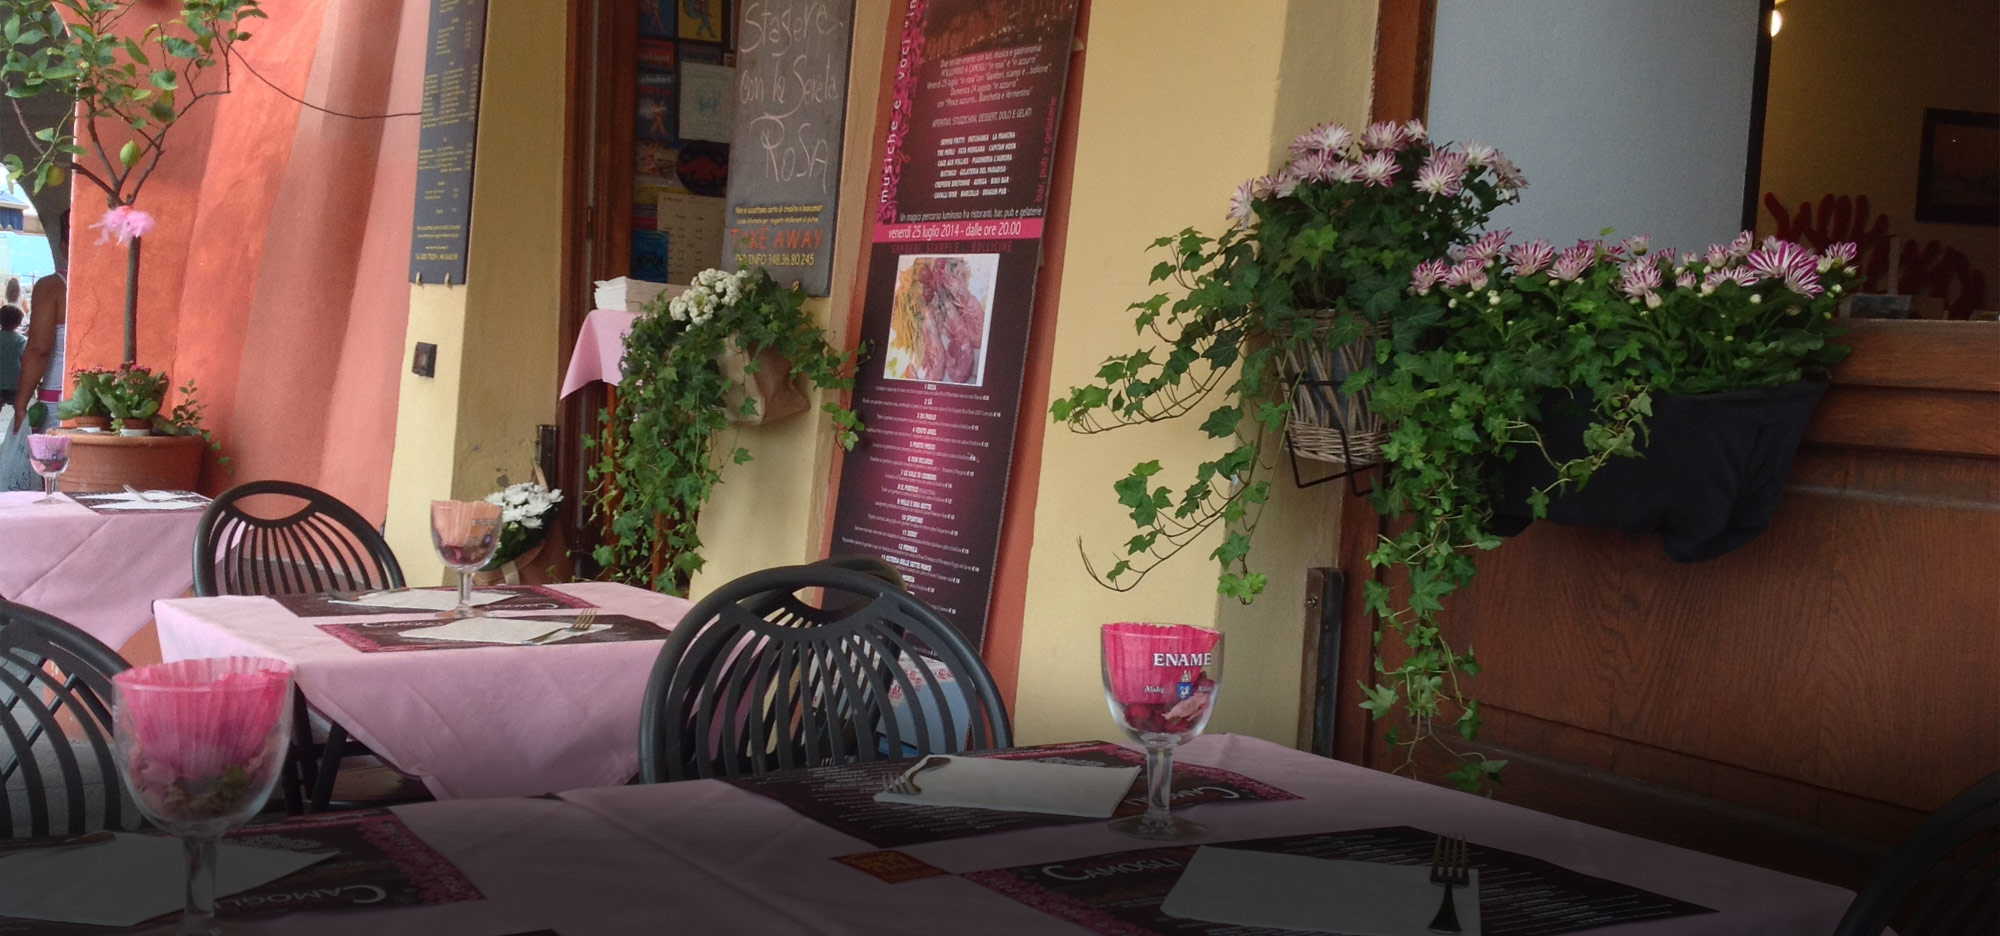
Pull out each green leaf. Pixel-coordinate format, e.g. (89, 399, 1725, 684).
(149, 69, 178, 91)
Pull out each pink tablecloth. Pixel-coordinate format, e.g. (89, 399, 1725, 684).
(0, 490, 205, 650)
(559, 308, 641, 398)
(232, 734, 1858, 935)
(153, 581, 694, 799)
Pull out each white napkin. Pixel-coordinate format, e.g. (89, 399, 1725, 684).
(1161, 847, 1481, 935)
(872, 756, 1141, 817)
(0, 833, 333, 927)
(90, 498, 207, 511)
(399, 617, 609, 645)
(334, 589, 511, 611)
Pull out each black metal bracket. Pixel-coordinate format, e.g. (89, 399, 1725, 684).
(1284, 383, 1381, 498)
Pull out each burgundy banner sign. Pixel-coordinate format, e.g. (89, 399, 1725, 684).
(827, 0, 1080, 647)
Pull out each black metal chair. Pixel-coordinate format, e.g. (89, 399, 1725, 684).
(193, 480, 407, 814)
(1834, 771, 1999, 936)
(639, 564, 1011, 782)
(0, 600, 137, 840)
(193, 480, 405, 598)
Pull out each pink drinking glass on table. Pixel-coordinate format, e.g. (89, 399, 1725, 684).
(111, 657, 294, 936)
(430, 499, 501, 619)
(1101, 622, 1223, 841)
(26, 433, 70, 504)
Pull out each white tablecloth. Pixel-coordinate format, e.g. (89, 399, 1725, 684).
(0, 490, 204, 649)
(153, 582, 694, 799)
(232, 734, 1859, 934)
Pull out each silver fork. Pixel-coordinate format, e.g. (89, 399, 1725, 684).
(1428, 833, 1470, 934)
(882, 755, 952, 795)
(531, 609, 599, 644)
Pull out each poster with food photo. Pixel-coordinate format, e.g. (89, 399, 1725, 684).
(884, 254, 998, 386)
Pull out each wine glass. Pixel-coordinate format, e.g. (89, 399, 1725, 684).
(430, 499, 501, 619)
(26, 433, 69, 504)
(112, 657, 294, 936)
(1101, 622, 1224, 841)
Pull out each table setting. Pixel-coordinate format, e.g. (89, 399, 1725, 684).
(0, 618, 1858, 935)
(0, 433, 213, 649)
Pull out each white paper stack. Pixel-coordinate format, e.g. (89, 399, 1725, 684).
(333, 589, 512, 612)
(1161, 847, 1482, 935)
(593, 277, 683, 312)
(400, 617, 609, 645)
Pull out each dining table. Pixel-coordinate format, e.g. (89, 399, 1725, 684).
(4, 734, 1861, 936)
(152, 581, 696, 800)
(0, 488, 209, 650)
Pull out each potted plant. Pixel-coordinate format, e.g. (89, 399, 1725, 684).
(1055, 120, 1851, 790)
(101, 361, 168, 435)
(2, 0, 264, 486)
(56, 366, 115, 431)
(473, 480, 563, 586)
(57, 370, 214, 491)
(591, 267, 861, 594)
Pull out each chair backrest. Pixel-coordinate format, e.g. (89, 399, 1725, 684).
(639, 564, 1011, 782)
(0, 600, 135, 840)
(1834, 771, 1999, 936)
(194, 480, 404, 597)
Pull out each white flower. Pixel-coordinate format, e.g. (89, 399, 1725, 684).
(522, 516, 543, 530)
(1461, 141, 1496, 167)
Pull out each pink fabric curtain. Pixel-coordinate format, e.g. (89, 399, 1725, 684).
(65, 0, 427, 525)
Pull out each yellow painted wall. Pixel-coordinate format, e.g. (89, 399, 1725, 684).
(689, 0, 894, 594)
(1011, 0, 1377, 746)
(1759, 0, 1999, 296)
(385, 0, 569, 583)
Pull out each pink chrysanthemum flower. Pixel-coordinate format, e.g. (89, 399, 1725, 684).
(1819, 241, 1858, 271)
(1703, 267, 1760, 293)
(1622, 234, 1652, 256)
(1227, 179, 1257, 228)
(1548, 243, 1596, 282)
(1507, 239, 1555, 277)
(1655, 247, 1680, 267)
(1443, 258, 1489, 291)
(1746, 240, 1815, 282)
(1272, 166, 1304, 198)
(1704, 243, 1732, 267)
(1358, 121, 1405, 152)
(1288, 152, 1332, 182)
(1488, 154, 1528, 192)
(1727, 231, 1754, 258)
(1463, 229, 1512, 265)
(1676, 271, 1699, 289)
(1461, 141, 1496, 168)
(1618, 260, 1663, 299)
(1290, 122, 1354, 160)
(1783, 266, 1824, 298)
(1323, 160, 1362, 184)
(1356, 151, 1400, 187)
(1414, 150, 1469, 198)
(1402, 119, 1428, 144)
(1409, 258, 1451, 295)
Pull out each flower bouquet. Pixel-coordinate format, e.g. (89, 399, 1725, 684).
(474, 480, 562, 585)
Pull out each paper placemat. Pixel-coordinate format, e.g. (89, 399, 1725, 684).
(733, 741, 1297, 848)
(966, 825, 1714, 936)
(275, 585, 595, 618)
(67, 490, 210, 515)
(317, 613, 665, 653)
(0, 810, 483, 935)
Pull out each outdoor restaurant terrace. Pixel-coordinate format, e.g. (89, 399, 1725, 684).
(0, 1, 1994, 934)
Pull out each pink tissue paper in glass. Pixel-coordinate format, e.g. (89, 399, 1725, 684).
(113, 657, 293, 828)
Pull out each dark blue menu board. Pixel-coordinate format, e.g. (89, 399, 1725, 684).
(409, 0, 488, 285)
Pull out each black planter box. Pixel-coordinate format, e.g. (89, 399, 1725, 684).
(1490, 381, 1829, 562)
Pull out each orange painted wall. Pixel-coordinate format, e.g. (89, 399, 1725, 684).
(64, 0, 423, 524)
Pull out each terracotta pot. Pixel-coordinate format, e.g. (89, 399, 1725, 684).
(70, 416, 110, 432)
(58, 432, 205, 494)
(118, 418, 152, 437)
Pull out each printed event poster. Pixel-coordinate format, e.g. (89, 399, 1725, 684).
(826, 0, 1080, 647)
(722, 0, 858, 295)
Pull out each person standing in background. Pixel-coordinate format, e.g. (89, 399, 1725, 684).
(0, 272, 64, 489)
(0, 304, 25, 413)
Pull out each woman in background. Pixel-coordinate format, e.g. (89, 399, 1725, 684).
(0, 271, 65, 490)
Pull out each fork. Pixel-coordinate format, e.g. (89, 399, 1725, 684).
(882, 755, 952, 795)
(1428, 833, 1469, 934)
(530, 609, 599, 644)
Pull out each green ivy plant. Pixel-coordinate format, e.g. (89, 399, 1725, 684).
(590, 268, 861, 595)
(1055, 119, 1855, 791)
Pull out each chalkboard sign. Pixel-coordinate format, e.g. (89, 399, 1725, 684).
(721, 0, 856, 296)
(409, 0, 488, 285)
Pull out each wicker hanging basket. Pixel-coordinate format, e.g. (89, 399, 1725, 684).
(1280, 318, 1388, 469)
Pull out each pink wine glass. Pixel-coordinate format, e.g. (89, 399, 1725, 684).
(430, 499, 501, 618)
(1101, 622, 1223, 840)
(26, 433, 69, 504)
(112, 657, 293, 935)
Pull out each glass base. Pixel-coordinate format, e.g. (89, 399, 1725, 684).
(1107, 813, 1209, 842)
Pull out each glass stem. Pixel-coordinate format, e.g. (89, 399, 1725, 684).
(180, 836, 219, 935)
(457, 571, 474, 616)
(42, 475, 55, 499)
(1144, 742, 1176, 827)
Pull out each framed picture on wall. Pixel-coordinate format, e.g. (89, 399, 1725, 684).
(1915, 108, 1999, 226)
